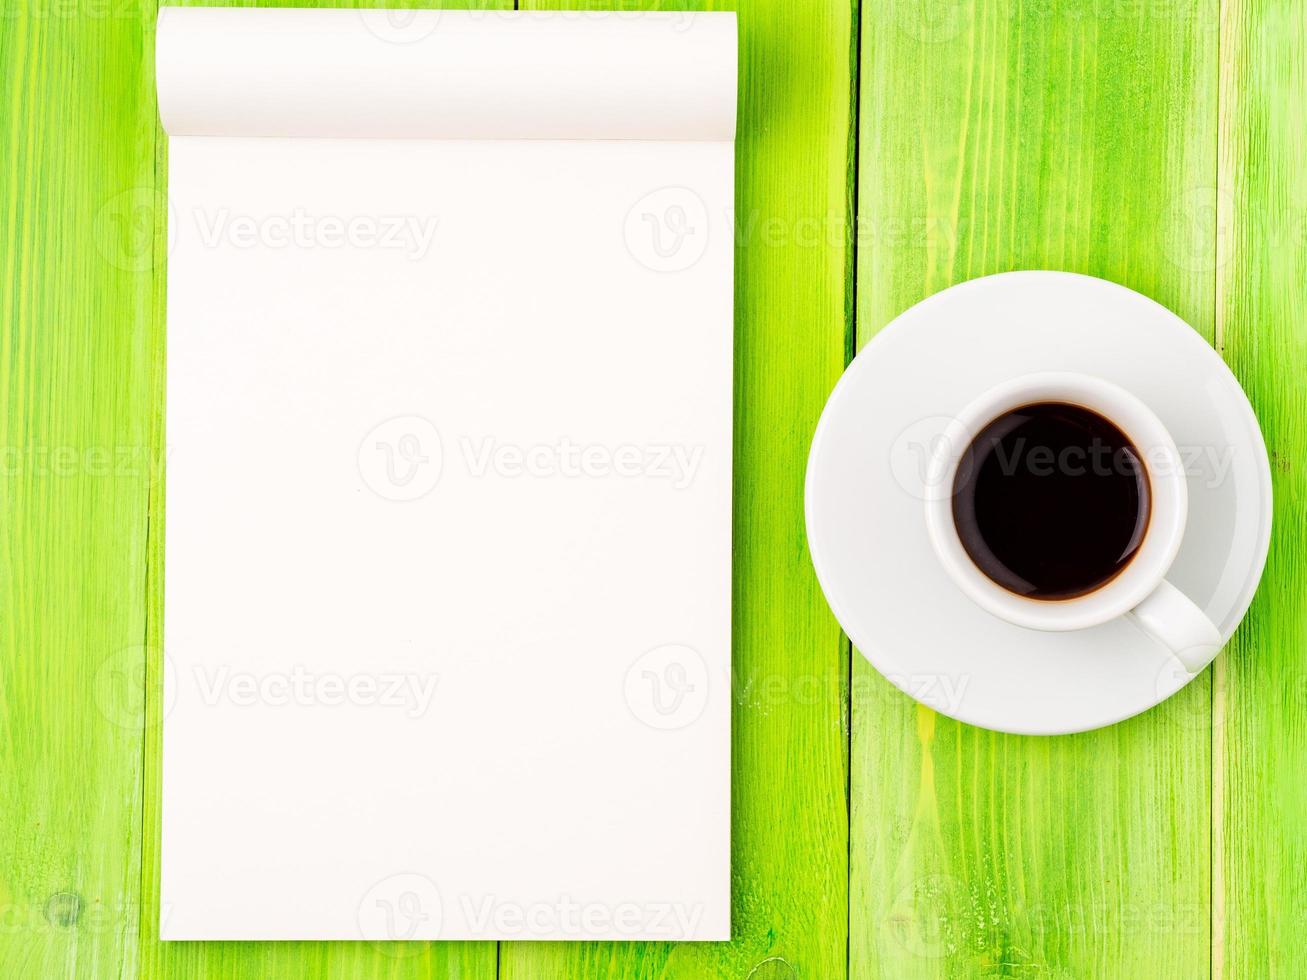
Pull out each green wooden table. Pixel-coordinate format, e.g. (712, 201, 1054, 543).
(2, 0, 1303, 976)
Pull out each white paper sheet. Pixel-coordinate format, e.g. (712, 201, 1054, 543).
(157, 7, 734, 942)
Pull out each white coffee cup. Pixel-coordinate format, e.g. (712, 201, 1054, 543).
(923, 371, 1222, 673)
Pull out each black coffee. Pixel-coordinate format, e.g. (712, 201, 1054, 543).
(951, 402, 1150, 600)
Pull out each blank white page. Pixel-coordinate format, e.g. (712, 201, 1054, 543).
(157, 7, 734, 942)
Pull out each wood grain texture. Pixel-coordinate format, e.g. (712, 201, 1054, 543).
(1216, 1, 1307, 976)
(0, 4, 158, 978)
(498, 1, 854, 979)
(851, 2, 1219, 977)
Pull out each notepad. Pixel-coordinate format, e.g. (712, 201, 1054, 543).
(157, 7, 734, 941)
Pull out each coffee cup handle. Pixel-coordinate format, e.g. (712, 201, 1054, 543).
(1128, 579, 1223, 673)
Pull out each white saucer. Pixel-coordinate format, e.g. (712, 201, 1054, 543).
(805, 271, 1272, 734)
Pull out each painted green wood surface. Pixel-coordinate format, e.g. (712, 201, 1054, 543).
(1, 1, 1304, 979)
(1216, 1, 1307, 977)
(850, 3, 1218, 978)
(1, 5, 156, 979)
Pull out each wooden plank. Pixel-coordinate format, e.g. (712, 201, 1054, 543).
(1216, 1, 1307, 976)
(133, 2, 501, 979)
(500, 1, 853, 978)
(851, 2, 1218, 977)
(0, 4, 159, 977)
